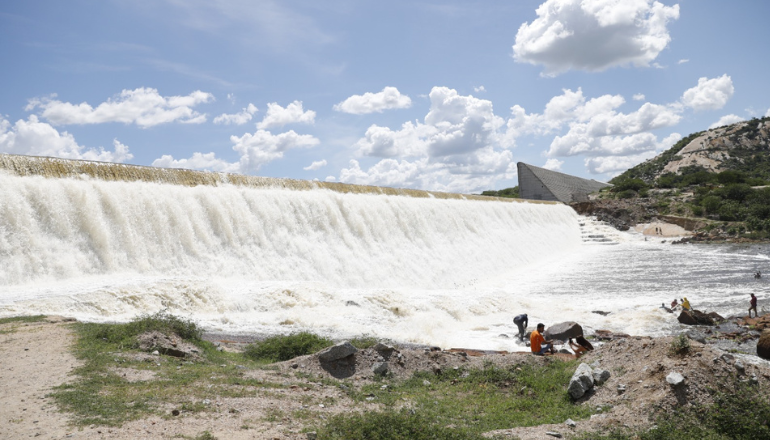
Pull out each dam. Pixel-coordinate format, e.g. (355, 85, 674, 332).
(0, 154, 585, 348)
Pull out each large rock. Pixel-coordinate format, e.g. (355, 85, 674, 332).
(568, 363, 594, 400)
(758, 330, 770, 360)
(318, 342, 357, 363)
(545, 322, 584, 342)
(677, 309, 716, 326)
(136, 331, 200, 359)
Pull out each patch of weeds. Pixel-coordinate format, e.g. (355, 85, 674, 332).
(669, 334, 691, 356)
(349, 335, 379, 349)
(331, 360, 592, 436)
(575, 382, 770, 440)
(49, 314, 278, 426)
(193, 432, 218, 440)
(243, 332, 333, 363)
(317, 409, 490, 440)
(264, 407, 286, 423)
(0, 315, 47, 325)
(613, 365, 627, 376)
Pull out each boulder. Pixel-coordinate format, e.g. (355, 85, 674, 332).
(568, 363, 594, 400)
(318, 342, 357, 363)
(545, 322, 584, 342)
(666, 372, 685, 387)
(136, 331, 200, 359)
(592, 368, 611, 386)
(372, 362, 389, 376)
(757, 330, 770, 360)
(678, 309, 716, 326)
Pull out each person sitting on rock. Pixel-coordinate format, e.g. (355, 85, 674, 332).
(530, 323, 555, 356)
(681, 297, 691, 311)
(750, 293, 758, 318)
(569, 336, 594, 357)
(513, 313, 528, 341)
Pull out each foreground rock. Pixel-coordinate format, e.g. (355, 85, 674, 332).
(545, 322, 584, 342)
(758, 330, 770, 360)
(136, 331, 201, 359)
(677, 309, 724, 326)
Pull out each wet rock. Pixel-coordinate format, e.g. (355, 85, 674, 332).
(757, 330, 770, 360)
(678, 309, 717, 326)
(318, 342, 357, 363)
(684, 330, 706, 344)
(545, 322, 584, 342)
(594, 330, 630, 340)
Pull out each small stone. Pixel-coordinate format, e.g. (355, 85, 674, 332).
(152, 350, 159, 356)
(617, 384, 626, 394)
(545, 431, 563, 438)
(565, 418, 577, 427)
(734, 361, 745, 375)
(171, 409, 180, 416)
(666, 372, 685, 387)
(306, 433, 318, 440)
(423, 379, 431, 386)
(291, 363, 299, 369)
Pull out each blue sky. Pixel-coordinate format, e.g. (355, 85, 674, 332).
(2, 0, 769, 193)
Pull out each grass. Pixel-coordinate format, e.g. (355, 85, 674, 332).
(315, 360, 595, 439)
(243, 332, 333, 363)
(49, 313, 285, 426)
(669, 334, 691, 356)
(0, 315, 47, 325)
(574, 384, 770, 440)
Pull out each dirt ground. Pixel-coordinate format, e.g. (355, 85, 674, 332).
(2, 318, 770, 440)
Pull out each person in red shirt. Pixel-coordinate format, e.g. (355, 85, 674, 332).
(749, 293, 758, 318)
(530, 323, 555, 355)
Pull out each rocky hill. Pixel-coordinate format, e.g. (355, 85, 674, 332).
(574, 116, 770, 241)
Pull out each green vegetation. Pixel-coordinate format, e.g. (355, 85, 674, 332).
(243, 332, 333, 363)
(49, 313, 284, 426)
(480, 186, 519, 199)
(0, 315, 47, 325)
(315, 361, 594, 439)
(575, 384, 770, 440)
(669, 334, 691, 356)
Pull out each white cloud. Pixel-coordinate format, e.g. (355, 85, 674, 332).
(680, 74, 734, 111)
(678, 59, 689, 64)
(543, 158, 564, 171)
(513, 0, 680, 75)
(709, 114, 744, 129)
(766, 108, 770, 117)
(153, 129, 319, 174)
(333, 87, 412, 114)
(152, 152, 240, 173)
(256, 101, 315, 129)
(213, 103, 258, 125)
(633, 93, 646, 101)
(325, 176, 336, 182)
(0, 116, 133, 162)
(303, 159, 327, 170)
(474, 86, 486, 93)
(232, 129, 319, 173)
(26, 88, 214, 128)
(584, 132, 681, 174)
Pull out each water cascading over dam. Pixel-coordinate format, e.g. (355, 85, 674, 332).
(0, 154, 582, 345)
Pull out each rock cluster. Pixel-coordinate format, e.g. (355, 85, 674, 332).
(677, 309, 725, 326)
(568, 362, 611, 400)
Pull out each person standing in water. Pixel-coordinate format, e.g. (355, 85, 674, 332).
(513, 314, 528, 341)
(749, 293, 758, 318)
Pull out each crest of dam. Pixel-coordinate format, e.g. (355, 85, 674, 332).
(0, 154, 582, 289)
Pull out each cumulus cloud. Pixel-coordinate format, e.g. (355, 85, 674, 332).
(709, 114, 744, 129)
(633, 93, 646, 101)
(153, 129, 319, 174)
(543, 158, 564, 171)
(513, 0, 680, 76)
(152, 152, 240, 173)
(474, 86, 486, 93)
(303, 159, 327, 170)
(680, 74, 734, 111)
(25, 88, 214, 128)
(0, 116, 133, 163)
(583, 132, 681, 174)
(766, 108, 770, 117)
(213, 103, 258, 125)
(333, 87, 412, 114)
(256, 101, 315, 129)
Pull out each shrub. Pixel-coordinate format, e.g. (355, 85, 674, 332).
(317, 410, 486, 440)
(243, 332, 333, 362)
(669, 334, 691, 356)
(616, 189, 637, 199)
(90, 311, 203, 345)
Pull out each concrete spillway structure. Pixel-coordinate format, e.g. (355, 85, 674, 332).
(517, 162, 611, 203)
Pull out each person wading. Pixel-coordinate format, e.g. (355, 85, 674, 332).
(513, 314, 528, 341)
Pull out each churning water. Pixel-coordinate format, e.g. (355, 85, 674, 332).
(1, 156, 768, 351)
